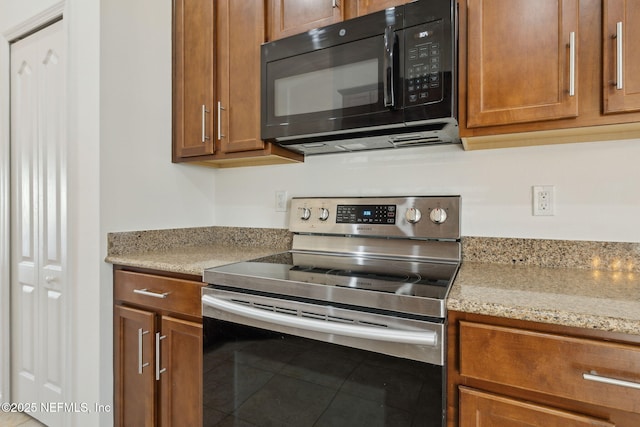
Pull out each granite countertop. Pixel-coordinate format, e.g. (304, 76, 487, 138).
(448, 261, 640, 336)
(105, 226, 293, 277)
(105, 244, 285, 276)
(450, 238, 640, 336)
(105, 228, 640, 336)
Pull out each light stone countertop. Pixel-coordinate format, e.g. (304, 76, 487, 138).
(105, 244, 286, 277)
(105, 228, 640, 336)
(447, 261, 640, 336)
(105, 226, 293, 277)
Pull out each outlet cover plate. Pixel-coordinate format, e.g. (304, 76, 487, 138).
(532, 185, 555, 216)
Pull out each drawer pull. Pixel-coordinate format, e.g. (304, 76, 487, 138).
(138, 328, 150, 374)
(133, 288, 169, 299)
(615, 21, 623, 90)
(568, 31, 576, 96)
(583, 371, 640, 390)
(155, 332, 166, 381)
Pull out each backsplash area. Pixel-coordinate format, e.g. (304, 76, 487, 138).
(463, 237, 640, 272)
(107, 226, 292, 256)
(108, 227, 639, 273)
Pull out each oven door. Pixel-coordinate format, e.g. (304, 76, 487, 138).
(260, 10, 405, 143)
(202, 289, 445, 427)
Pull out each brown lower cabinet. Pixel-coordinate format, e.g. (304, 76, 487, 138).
(448, 311, 640, 427)
(114, 268, 204, 427)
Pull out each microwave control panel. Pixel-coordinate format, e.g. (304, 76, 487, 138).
(405, 20, 444, 106)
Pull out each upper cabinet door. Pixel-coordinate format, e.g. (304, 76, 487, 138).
(350, 0, 406, 17)
(603, 0, 640, 114)
(173, 0, 216, 159)
(269, 0, 344, 41)
(465, 0, 579, 128)
(217, 0, 266, 153)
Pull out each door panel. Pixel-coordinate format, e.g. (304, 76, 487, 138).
(269, 0, 343, 41)
(10, 19, 66, 427)
(172, 0, 216, 158)
(603, 0, 640, 113)
(466, 0, 579, 127)
(11, 21, 40, 408)
(114, 305, 156, 427)
(160, 316, 202, 427)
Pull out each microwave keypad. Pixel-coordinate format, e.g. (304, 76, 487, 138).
(406, 21, 443, 105)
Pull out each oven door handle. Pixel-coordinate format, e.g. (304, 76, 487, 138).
(202, 295, 438, 347)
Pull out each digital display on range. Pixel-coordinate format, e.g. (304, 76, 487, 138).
(336, 204, 396, 224)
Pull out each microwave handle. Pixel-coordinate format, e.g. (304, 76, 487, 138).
(383, 26, 396, 108)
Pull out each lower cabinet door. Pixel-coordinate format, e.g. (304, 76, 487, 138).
(160, 315, 203, 427)
(459, 387, 614, 427)
(114, 305, 156, 427)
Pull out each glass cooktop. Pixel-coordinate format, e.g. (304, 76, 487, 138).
(203, 251, 459, 319)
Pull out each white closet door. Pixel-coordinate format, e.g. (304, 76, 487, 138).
(11, 20, 66, 427)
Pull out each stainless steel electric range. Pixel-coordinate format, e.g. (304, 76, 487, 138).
(202, 196, 461, 427)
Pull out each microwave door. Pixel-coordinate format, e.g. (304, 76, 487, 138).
(262, 33, 404, 141)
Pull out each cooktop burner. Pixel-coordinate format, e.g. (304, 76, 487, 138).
(205, 251, 458, 318)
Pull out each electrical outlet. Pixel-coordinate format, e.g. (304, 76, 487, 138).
(275, 190, 288, 212)
(532, 185, 555, 216)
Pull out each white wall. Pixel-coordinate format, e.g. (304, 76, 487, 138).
(99, 0, 215, 233)
(213, 138, 640, 243)
(1, 0, 216, 425)
(98, 0, 215, 425)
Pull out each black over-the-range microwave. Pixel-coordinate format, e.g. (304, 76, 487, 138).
(260, 0, 458, 155)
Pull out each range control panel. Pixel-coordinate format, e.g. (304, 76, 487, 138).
(336, 204, 396, 225)
(289, 196, 460, 240)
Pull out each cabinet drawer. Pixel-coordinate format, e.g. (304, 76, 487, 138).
(459, 386, 613, 427)
(459, 321, 640, 413)
(115, 270, 204, 318)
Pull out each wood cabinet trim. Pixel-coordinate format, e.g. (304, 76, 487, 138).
(459, 386, 615, 427)
(114, 305, 157, 427)
(459, 0, 640, 146)
(458, 320, 640, 413)
(114, 269, 204, 426)
(447, 311, 640, 427)
(114, 270, 205, 319)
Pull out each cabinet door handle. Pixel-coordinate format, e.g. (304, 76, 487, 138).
(583, 371, 640, 390)
(155, 332, 166, 381)
(568, 31, 576, 96)
(133, 288, 169, 299)
(615, 21, 623, 90)
(332, 0, 340, 8)
(201, 104, 210, 143)
(217, 101, 225, 141)
(138, 328, 150, 374)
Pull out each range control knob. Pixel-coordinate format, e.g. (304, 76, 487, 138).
(405, 207, 422, 224)
(429, 207, 448, 224)
(318, 208, 330, 221)
(299, 207, 311, 221)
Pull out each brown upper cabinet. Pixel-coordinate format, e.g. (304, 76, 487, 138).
(267, 0, 407, 41)
(172, 0, 215, 159)
(603, 0, 640, 114)
(459, 0, 640, 148)
(465, 0, 580, 128)
(172, 0, 302, 168)
(269, 0, 344, 41)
